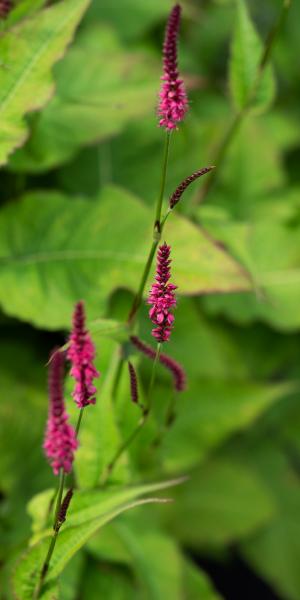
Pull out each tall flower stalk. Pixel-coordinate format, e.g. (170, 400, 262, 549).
(35, 302, 99, 598)
(127, 4, 187, 328)
(35, 350, 78, 599)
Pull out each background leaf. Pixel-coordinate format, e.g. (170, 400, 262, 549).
(0, 0, 89, 166)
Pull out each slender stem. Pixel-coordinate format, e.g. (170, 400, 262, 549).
(34, 470, 65, 599)
(104, 343, 162, 481)
(147, 343, 161, 413)
(103, 413, 147, 483)
(53, 470, 65, 526)
(193, 0, 291, 207)
(112, 132, 172, 399)
(193, 111, 243, 206)
(75, 408, 84, 437)
(127, 240, 158, 326)
(154, 132, 171, 226)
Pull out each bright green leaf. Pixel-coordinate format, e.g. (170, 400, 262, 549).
(229, 0, 275, 113)
(0, 0, 89, 166)
(0, 186, 249, 330)
(9, 25, 158, 172)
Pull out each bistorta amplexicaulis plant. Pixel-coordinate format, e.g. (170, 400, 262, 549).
(31, 4, 213, 596)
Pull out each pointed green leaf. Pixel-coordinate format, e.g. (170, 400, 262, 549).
(229, 0, 275, 113)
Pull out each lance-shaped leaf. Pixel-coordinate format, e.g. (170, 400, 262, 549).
(0, 0, 89, 166)
(229, 0, 275, 113)
(13, 477, 184, 599)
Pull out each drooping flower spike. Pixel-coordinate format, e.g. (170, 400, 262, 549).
(148, 243, 177, 343)
(169, 166, 215, 209)
(43, 349, 78, 476)
(158, 4, 188, 130)
(128, 361, 139, 405)
(67, 301, 99, 409)
(131, 335, 186, 392)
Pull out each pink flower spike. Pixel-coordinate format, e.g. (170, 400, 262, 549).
(67, 301, 100, 409)
(158, 4, 188, 130)
(43, 349, 78, 476)
(147, 243, 177, 343)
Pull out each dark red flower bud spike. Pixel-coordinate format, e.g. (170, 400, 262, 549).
(130, 335, 186, 393)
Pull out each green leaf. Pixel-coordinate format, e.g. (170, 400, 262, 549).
(240, 444, 300, 600)
(229, 0, 275, 113)
(164, 459, 275, 548)
(86, 512, 222, 600)
(79, 561, 135, 599)
(183, 559, 223, 600)
(8, 24, 158, 172)
(200, 210, 300, 330)
(159, 378, 290, 472)
(83, 0, 172, 41)
(14, 478, 183, 599)
(0, 186, 249, 330)
(0, 0, 89, 166)
(4, 0, 47, 29)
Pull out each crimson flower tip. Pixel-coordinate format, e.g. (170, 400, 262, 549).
(158, 4, 188, 130)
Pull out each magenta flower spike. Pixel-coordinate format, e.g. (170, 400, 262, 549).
(158, 4, 188, 130)
(67, 301, 99, 408)
(43, 350, 78, 476)
(148, 243, 177, 343)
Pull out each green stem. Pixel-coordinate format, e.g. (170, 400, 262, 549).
(154, 132, 171, 227)
(34, 470, 65, 599)
(192, 0, 291, 207)
(104, 343, 162, 482)
(128, 132, 171, 326)
(103, 412, 147, 483)
(112, 132, 171, 399)
(147, 343, 161, 413)
(75, 408, 84, 437)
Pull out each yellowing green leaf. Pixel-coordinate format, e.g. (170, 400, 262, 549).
(0, 186, 249, 330)
(0, 0, 89, 166)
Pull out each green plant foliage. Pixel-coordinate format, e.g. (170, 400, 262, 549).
(0, 0, 90, 166)
(8, 24, 158, 172)
(164, 458, 275, 547)
(229, 0, 275, 113)
(13, 479, 183, 599)
(1, 0, 299, 597)
(0, 186, 248, 330)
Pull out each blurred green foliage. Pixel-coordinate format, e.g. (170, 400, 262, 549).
(1, 0, 300, 598)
